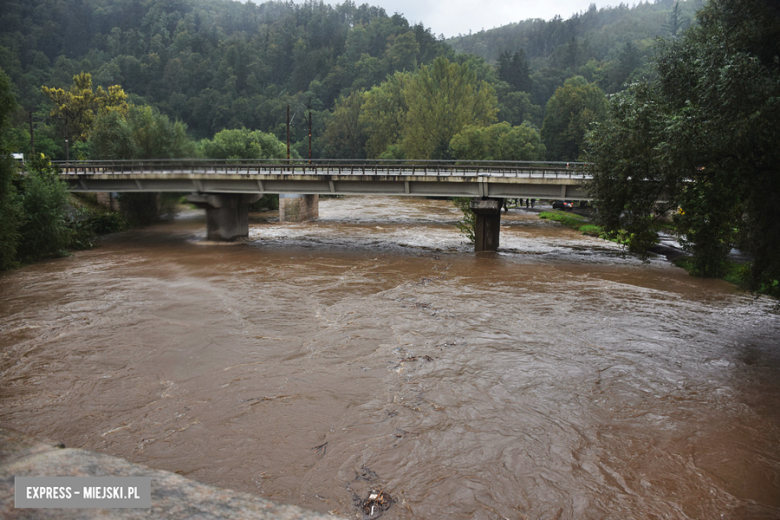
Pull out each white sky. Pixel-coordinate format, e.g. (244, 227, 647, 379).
(315, 0, 611, 39)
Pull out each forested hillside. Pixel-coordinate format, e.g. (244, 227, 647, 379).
(1, 0, 450, 147)
(449, 0, 703, 101)
(1, 0, 692, 162)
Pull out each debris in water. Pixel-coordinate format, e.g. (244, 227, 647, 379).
(358, 489, 394, 519)
(355, 465, 378, 482)
(312, 442, 328, 456)
(399, 355, 433, 362)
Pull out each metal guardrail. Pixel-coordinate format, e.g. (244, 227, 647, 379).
(53, 159, 590, 179)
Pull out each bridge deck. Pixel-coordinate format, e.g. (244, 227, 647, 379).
(56, 159, 593, 200)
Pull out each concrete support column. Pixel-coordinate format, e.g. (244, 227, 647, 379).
(279, 194, 319, 222)
(470, 198, 503, 252)
(187, 193, 260, 241)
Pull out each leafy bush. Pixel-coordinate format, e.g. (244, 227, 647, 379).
(16, 164, 71, 262)
(0, 152, 21, 270)
(64, 209, 128, 250)
(89, 212, 128, 234)
(66, 208, 97, 250)
(0, 70, 22, 270)
(453, 197, 475, 243)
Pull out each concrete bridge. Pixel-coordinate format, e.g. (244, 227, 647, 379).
(56, 159, 591, 251)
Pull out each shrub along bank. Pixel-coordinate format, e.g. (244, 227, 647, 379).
(1, 154, 128, 270)
(539, 210, 777, 298)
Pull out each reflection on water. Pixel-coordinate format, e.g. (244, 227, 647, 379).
(1, 196, 779, 519)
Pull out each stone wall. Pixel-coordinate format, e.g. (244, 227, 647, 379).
(279, 195, 319, 222)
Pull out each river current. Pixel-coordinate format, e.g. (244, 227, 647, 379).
(1, 196, 779, 519)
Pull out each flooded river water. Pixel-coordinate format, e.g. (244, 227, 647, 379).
(1, 196, 779, 519)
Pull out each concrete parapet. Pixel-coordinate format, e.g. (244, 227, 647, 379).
(279, 195, 319, 222)
(188, 193, 261, 241)
(0, 427, 345, 520)
(470, 198, 503, 252)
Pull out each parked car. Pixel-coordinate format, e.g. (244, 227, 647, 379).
(552, 200, 574, 211)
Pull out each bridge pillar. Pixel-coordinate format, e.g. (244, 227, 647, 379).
(187, 194, 261, 241)
(279, 194, 319, 222)
(470, 198, 502, 252)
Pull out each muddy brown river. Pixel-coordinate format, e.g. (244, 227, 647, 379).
(1, 196, 779, 519)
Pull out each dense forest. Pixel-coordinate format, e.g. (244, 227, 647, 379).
(449, 0, 703, 97)
(0, 0, 695, 162)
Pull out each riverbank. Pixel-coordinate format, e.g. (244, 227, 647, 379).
(0, 427, 343, 520)
(532, 207, 779, 296)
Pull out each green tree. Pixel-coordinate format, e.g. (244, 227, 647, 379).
(41, 72, 128, 142)
(494, 123, 546, 161)
(87, 110, 136, 160)
(497, 90, 543, 128)
(383, 32, 419, 74)
(588, 0, 780, 290)
(541, 76, 607, 161)
(201, 128, 288, 160)
(16, 157, 71, 263)
(127, 105, 194, 159)
(606, 41, 642, 92)
(88, 104, 196, 160)
(659, 0, 780, 285)
(450, 122, 545, 161)
(664, 1, 690, 38)
(322, 90, 368, 159)
(361, 72, 410, 158)
(401, 57, 498, 159)
(0, 68, 22, 270)
(497, 50, 531, 92)
(585, 83, 679, 256)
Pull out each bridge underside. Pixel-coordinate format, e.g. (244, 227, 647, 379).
(65, 174, 590, 249)
(64, 174, 590, 200)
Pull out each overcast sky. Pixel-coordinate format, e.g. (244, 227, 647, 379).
(315, 0, 611, 38)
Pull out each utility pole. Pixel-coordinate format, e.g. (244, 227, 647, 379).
(286, 105, 290, 161)
(29, 111, 35, 156)
(64, 114, 69, 164)
(307, 99, 312, 163)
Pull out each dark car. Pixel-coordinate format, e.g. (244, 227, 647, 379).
(552, 200, 574, 211)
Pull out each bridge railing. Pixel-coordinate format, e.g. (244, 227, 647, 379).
(53, 159, 590, 179)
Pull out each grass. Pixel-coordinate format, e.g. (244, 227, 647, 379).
(539, 210, 607, 238)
